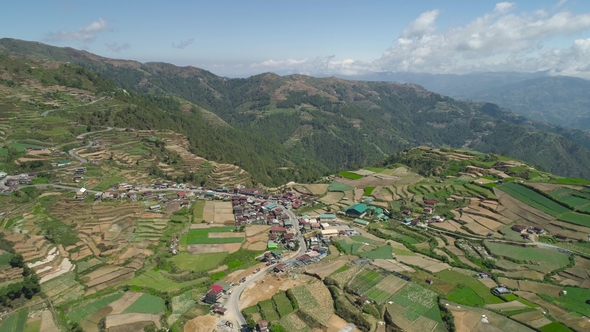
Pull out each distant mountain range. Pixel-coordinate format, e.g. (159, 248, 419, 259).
(3, 38, 590, 183)
(344, 71, 590, 130)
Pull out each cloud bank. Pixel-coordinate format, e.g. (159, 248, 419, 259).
(45, 18, 110, 43)
(249, 2, 590, 78)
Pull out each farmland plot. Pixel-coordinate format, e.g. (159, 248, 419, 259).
(167, 291, 194, 325)
(386, 283, 444, 332)
(292, 282, 333, 325)
(485, 242, 571, 272)
(68, 292, 124, 323)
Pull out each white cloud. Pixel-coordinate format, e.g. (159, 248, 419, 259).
(243, 2, 590, 78)
(172, 38, 194, 49)
(402, 10, 439, 38)
(105, 42, 130, 53)
(494, 2, 515, 13)
(45, 18, 110, 43)
(375, 2, 590, 76)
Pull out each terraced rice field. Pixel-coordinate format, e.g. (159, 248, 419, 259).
(131, 218, 168, 242)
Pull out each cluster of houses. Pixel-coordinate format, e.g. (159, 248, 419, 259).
(511, 224, 547, 239)
(1, 173, 38, 195)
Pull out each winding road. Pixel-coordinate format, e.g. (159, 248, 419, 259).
(41, 97, 106, 117)
(68, 126, 113, 164)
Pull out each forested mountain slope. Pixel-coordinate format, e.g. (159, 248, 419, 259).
(3, 38, 590, 181)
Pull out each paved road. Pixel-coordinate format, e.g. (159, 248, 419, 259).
(41, 97, 106, 117)
(68, 127, 113, 164)
(225, 208, 305, 328)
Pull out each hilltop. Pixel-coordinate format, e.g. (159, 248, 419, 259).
(3, 38, 590, 184)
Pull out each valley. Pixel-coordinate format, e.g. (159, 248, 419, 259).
(1, 42, 590, 332)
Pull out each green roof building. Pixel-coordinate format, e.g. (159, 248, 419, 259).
(346, 204, 368, 217)
(319, 214, 337, 221)
(354, 218, 369, 226)
(267, 241, 278, 249)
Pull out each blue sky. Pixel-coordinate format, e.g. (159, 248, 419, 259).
(4, 0, 590, 77)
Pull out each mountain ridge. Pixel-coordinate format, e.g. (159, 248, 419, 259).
(3, 38, 590, 183)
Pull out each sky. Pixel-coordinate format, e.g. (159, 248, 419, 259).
(4, 0, 590, 78)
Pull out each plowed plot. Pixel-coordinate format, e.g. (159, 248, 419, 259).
(105, 313, 161, 329)
(245, 225, 270, 236)
(305, 259, 347, 279)
(109, 292, 143, 314)
(305, 184, 329, 195)
(371, 259, 416, 273)
(395, 254, 451, 273)
(208, 232, 244, 238)
(447, 303, 535, 332)
(320, 192, 344, 205)
(183, 315, 217, 332)
(202, 201, 234, 224)
(187, 243, 241, 254)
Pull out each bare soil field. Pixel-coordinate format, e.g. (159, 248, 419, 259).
(495, 190, 554, 224)
(245, 225, 270, 237)
(184, 315, 217, 332)
(379, 187, 394, 201)
(395, 254, 450, 273)
(186, 243, 241, 254)
(518, 280, 563, 297)
(498, 277, 520, 290)
(338, 174, 400, 188)
(371, 259, 416, 273)
(40, 310, 59, 332)
(239, 273, 311, 309)
(511, 311, 550, 328)
(478, 277, 498, 288)
(447, 303, 535, 332)
(500, 270, 545, 280)
(189, 223, 214, 229)
(108, 292, 143, 315)
(202, 201, 234, 224)
(326, 314, 361, 332)
(343, 190, 354, 201)
(105, 313, 161, 329)
(108, 322, 153, 332)
(305, 259, 347, 279)
(305, 184, 329, 195)
(320, 192, 345, 205)
(39, 192, 62, 198)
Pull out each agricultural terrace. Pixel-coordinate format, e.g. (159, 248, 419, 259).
(123, 269, 207, 292)
(328, 181, 354, 192)
(339, 171, 363, 180)
(292, 282, 334, 325)
(386, 283, 445, 332)
(499, 183, 590, 227)
(436, 270, 504, 305)
(169, 252, 228, 271)
(349, 268, 408, 304)
(122, 293, 166, 314)
(485, 242, 571, 271)
(539, 287, 590, 317)
(68, 292, 125, 323)
(182, 226, 243, 244)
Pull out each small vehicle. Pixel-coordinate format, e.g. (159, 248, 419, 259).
(253, 268, 261, 274)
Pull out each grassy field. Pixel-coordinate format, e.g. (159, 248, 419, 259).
(364, 186, 375, 196)
(192, 199, 206, 221)
(123, 269, 207, 292)
(169, 252, 228, 271)
(540, 287, 590, 316)
(272, 291, 295, 317)
(0, 252, 13, 268)
(68, 292, 124, 323)
(339, 171, 363, 180)
(23, 320, 41, 332)
(539, 322, 574, 332)
(122, 293, 166, 314)
(436, 270, 504, 305)
(0, 308, 27, 332)
(183, 227, 243, 244)
(364, 167, 385, 173)
(485, 242, 570, 267)
(328, 181, 355, 192)
(447, 286, 484, 306)
(359, 245, 393, 259)
(92, 176, 126, 191)
(258, 299, 280, 321)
